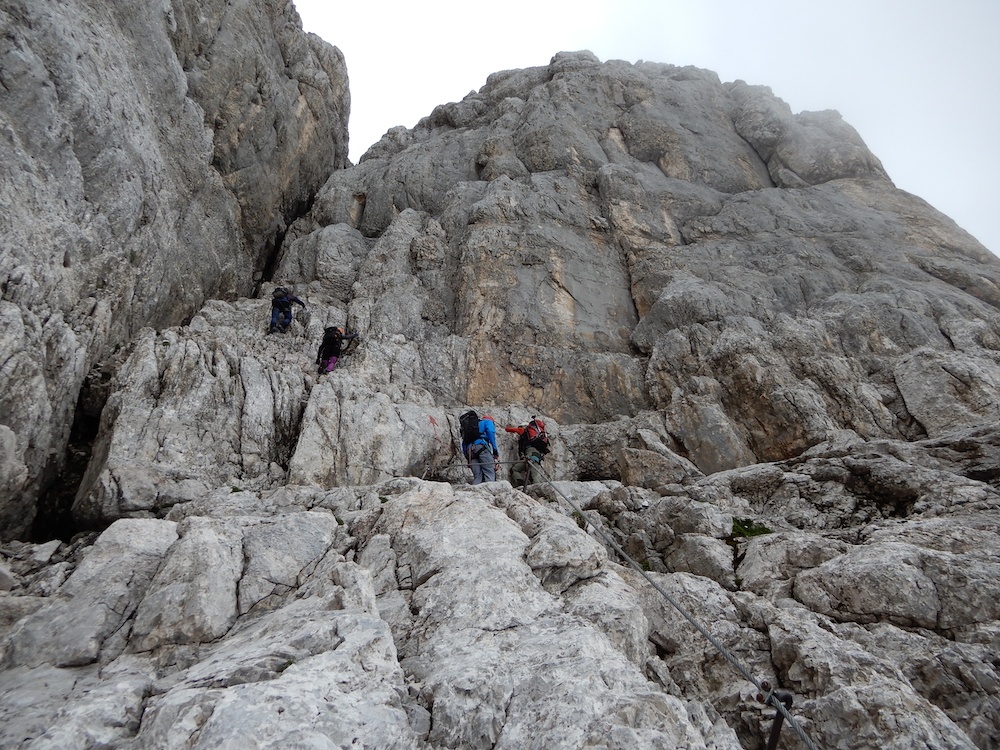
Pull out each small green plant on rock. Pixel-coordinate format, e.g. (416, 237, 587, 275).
(732, 517, 772, 538)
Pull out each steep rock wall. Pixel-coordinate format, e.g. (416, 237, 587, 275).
(66, 51, 1000, 525)
(0, 0, 348, 538)
(286, 51, 1000, 469)
(2, 44, 1000, 750)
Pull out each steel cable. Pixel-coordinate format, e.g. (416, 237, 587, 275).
(532, 464, 820, 750)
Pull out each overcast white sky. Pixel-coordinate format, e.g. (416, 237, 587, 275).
(295, 0, 998, 255)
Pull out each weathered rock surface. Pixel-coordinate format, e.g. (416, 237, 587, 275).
(2, 25, 1000, 750)
(0, 0, 348, 538)
(4, 470, 999, 748)
(289, 52, 1000, 472)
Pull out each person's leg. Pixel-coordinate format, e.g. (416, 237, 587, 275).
(471, 453, 485, 484)
(511, 459, 525, 485)
(527, 447, 543, 483)
(280, 310, 292, 331)
(482, 455, 496, 482)
(323, 356, 338, 372)
(269, 308, 280, 332)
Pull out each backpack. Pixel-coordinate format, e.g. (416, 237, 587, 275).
(459, 410, 481, 445)
(519, 419, 549, 456)
(323, 327, 343, 344)
(272, 287, 288, 299)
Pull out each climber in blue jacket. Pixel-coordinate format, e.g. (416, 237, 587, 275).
(461, 414, 500, 484)
(268, 287, 306, 334)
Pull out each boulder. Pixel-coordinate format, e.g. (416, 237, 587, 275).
(2, 519, 177, 667)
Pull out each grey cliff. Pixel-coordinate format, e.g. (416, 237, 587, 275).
(0, 10, 999, 750)
(0, 0, 348, 538)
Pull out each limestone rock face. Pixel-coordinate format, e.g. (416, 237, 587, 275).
(167, 0, 350, 264)
(72, 298, 315, 526)
(3, 518, 177, 668)
(3, 41, 1000, 750)
(293, 51, 999, 474)
(0, 0, 348, 538)
(4, 472, 998, 749)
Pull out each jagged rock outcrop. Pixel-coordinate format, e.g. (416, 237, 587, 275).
(290, 50, 1000, 471)
(84, 50, 1000, 516)
(2, 29, 1000, 750)
(166, 0, 350, 264)
(3, 464, 998, 748)
(0, 0, 348, 538)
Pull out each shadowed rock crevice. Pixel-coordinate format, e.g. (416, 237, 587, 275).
(257, 191, 319, 290)
(31, 389, 105, 543)
(258, 226, 288, 289)
(271, 400, 307, 475)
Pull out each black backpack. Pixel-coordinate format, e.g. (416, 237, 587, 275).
(459, 410, 481, 445)
(323, 327, 343, 346)
(272, 287, 288, 299)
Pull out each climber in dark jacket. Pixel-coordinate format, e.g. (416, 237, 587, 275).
(269, 287, 306, 333)
(316, 326, 359, 373)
